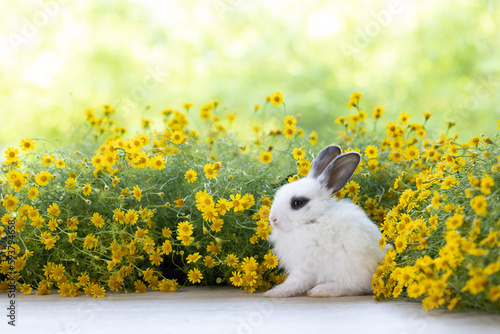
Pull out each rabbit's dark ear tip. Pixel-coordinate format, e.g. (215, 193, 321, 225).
(309, 145, 342, 178)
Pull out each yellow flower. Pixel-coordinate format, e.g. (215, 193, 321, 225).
(187, 268, 203, 284)
(149, 248, 163, 266)
(297, 159, 311, 176)
(184, 169, 197, 183)
(367, 159, 379, 171)
(89, 283, 105, 298)
(358, 110, 367, 121)
(230, 271, 243, 287)
(479, 230, 499, 248)
(364, 145, 379, 159)
(422, 289, 446, 310)
(20, 283, 33, 295)
(133, 152, 149, 169)
(216, 198, 232, 215)
(41, 153, 54, 167)
(77, 272, 90, 286)
(335, 116, 347, 125)
(225, 254, 239, 267)
(344, 180, 360, 198)
(36, 171, 52, 186)
(0, 261, 10, 275)
(480, 175, 494, 195)
(91, 212, 105, 228)
(206, 241, 222, 254)
(174, 197, 184, 208)
(200, 109, 211, 121)
(283, 115, 297, 127)
(284, 125, 296, 140)
(20, 138, 35, 151)
(468, 136, 482, 146)
(398, 111, 411, 125)
(204, 255, 216, 268)
(135, 227, 148, 239)
(392, 285, 403, 298)
(204, 163, 217, 179)
(8, 175, 26, 192)
(468, 175, 480, 187)
(394, 235, 408, 253)
(113, 208, 126, 224)
(133, 185, 142, 202)
(65, 176, 77, 189)
(441, 175, 458, 190)
(241, 256, 258, 273)
(171, 130, 185, 145)
(162, 240, 173, 255)
(348, 92, 362, 108)
(112, 176, 120, 187)
(2, 194, 18, 211)
(177, 233, 194, 246)
(309, 130, 318, 145)
(269, 92, 284, 107)
(149, 155, 166, 170)
(68, 233, 77, 243)
(348, 113, 361, 124)
(386, 122, 403, 138)
(186, 252, 202, 263)
(124, 210, 138, 225)
(177, 221, 194, 236)
(202, 206, 219, 223)
(445, 213, 464, 230)
(263, 251, 278, 269)
(28, 207, 40, 219)
(55, 159, 66, 168)
(4, 147, 20, 164)
(47, 203, 61, 217)
(389, 138, 404, 153)
(470, 195, 487, 216)
(462, 270, 489, 295)
(259, 151, 273, 164)
(83, 234, 96, 249)
(158, 279, 177, 292)
(292, 148, 306, 160)
(230, 194, 245, 212)
(489, 286, 500, 302)
(133, 279, 147, 293)
(430, 191, 440, 210)
(242, 271, 259, 288)
(30, 216, 44, 229)
(404, 146, 420, 160)
(373, 106, 384, 119)
(83, 183, 92, 196)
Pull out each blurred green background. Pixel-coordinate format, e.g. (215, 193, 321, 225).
(1, 0, 499, 154)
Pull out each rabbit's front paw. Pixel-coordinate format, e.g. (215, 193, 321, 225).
(307, 282, 342, 297)
(263, 286, 297, 298)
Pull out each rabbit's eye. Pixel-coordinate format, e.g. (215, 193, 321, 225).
(291, 196, 310, 210)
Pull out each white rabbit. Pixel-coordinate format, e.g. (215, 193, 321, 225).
(264, 145, 389, 298)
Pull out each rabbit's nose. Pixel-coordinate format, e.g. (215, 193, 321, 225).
(270, 216, 278, 225)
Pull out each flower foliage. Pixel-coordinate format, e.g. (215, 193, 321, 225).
(0, 96, 315, 297)
(1, 92, 499, 315)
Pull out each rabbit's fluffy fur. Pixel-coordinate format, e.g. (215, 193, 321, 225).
(264, 146, 389, 298)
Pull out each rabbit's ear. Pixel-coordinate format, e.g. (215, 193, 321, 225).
(309, 145, 342, 179)
(319, 152, 360, 194)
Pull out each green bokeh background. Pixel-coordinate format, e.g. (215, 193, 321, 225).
(1, 0, 499, 155)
